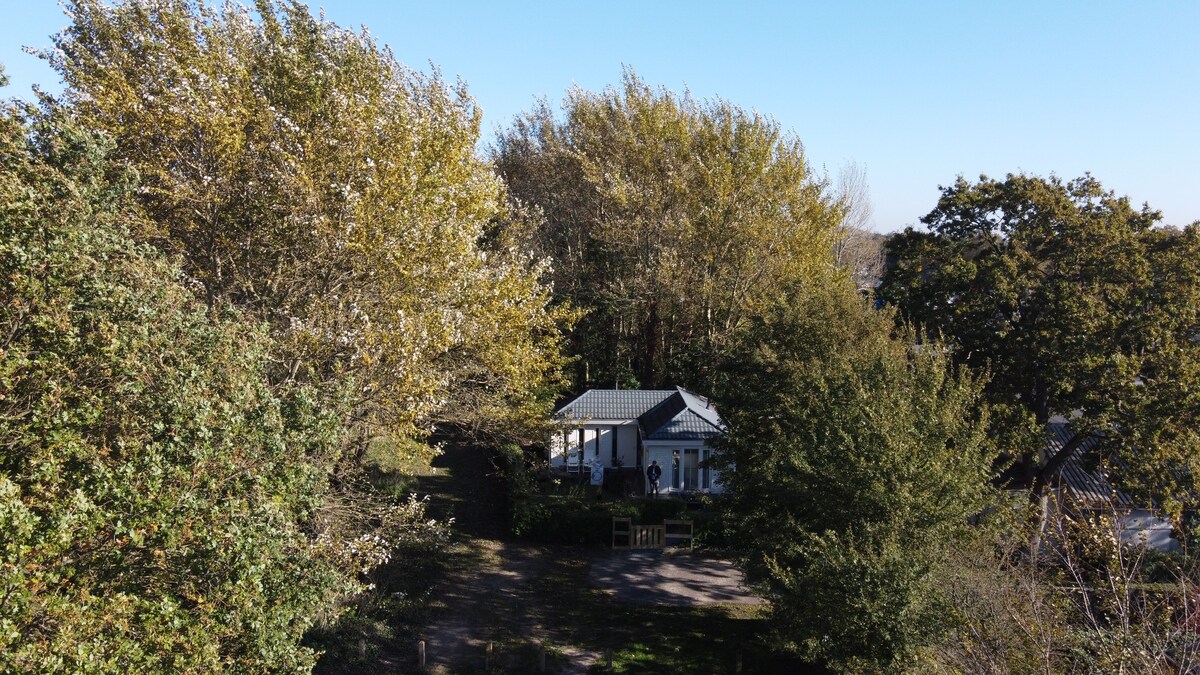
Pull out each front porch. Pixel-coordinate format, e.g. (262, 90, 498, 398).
(641, 444, 722, 496)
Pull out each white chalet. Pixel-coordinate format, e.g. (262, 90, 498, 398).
(549, 387, 727, 495)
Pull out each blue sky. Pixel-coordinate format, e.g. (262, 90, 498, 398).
(2, 1, 1197, 231)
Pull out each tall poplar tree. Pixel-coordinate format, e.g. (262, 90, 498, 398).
(495, 70, 843, 391)
(46, 0, 568, 444)
(0, 91, 388, 673)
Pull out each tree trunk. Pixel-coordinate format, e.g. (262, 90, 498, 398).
(641, 300, 660, 388)
(1028, 430, 1094, 553)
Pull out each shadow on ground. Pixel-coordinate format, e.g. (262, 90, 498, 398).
(590, 550, 766, 606)
(320, 440, 823, 673)
(420, 440, 508, 540)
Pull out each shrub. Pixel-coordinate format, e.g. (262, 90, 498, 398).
(495, 442, 539, 503)
(508, 492, 737, 547)
(0, 109, 353, 672)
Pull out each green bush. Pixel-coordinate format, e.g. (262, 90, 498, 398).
(637, 496, 690, 523)
(495, 442, 539, 503)
(508, 493, 738, 547)
(498, 437, 736, 548)
(686, 498, 740, 550)
(0, 110, 355, 673)
(511, 495, 638, 545)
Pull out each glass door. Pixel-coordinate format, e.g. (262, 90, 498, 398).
(681, 448, 699, 491)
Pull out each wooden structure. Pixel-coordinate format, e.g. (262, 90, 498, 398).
(612, 517, 693, 550)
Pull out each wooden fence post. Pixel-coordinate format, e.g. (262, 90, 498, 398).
(486, 641, 493, 670)
(417, 640, 425, 667)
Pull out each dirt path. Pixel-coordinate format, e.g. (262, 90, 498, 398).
(412, 442, 764, 673)
(415, 443, 601, 673)
(590, 550, 765, 607)
(419, 539, 601, 674)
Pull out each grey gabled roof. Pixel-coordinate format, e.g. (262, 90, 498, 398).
(637, 389, 724, 441)
(555, 389, 676, 421)
(555, 387, 724, 442)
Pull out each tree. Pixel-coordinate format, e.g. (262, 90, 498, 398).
(880, 174, 1200, 522)
(494, 69, 844, 391)
(712, 283, 994, 670)
(930, 497, 1200, 673)
(46, 0, 568, 444)
(0, 96, 435, 672)
(832, 162, 885, 292)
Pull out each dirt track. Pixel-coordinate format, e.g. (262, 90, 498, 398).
(590, 550, 765, 607)
(414, 442, 761, 673)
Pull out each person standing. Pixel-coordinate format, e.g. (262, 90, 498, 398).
(646, 460, 662, 497)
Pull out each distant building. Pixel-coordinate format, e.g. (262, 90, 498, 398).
(1046, 422, 1179, 552)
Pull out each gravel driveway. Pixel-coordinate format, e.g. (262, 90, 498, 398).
(589, 550, 765, 606)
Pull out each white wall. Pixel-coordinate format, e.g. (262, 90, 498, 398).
(549, 428, 576, 468)
(1119, 509, 1180, 552)
(553, 426, 726, 493)
(615, 425, 638, 467)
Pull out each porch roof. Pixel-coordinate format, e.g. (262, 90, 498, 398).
(555, 389, 676, 421)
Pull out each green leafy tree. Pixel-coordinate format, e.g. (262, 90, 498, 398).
(495, 69, 843, 390)
(46, 0, 568, 444)
(0, 96, 416, 672)
(712, 283, 994, 671)
(880, 174, 1200, 520)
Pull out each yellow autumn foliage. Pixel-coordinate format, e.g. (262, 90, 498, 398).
(48, 0, 570, 442)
